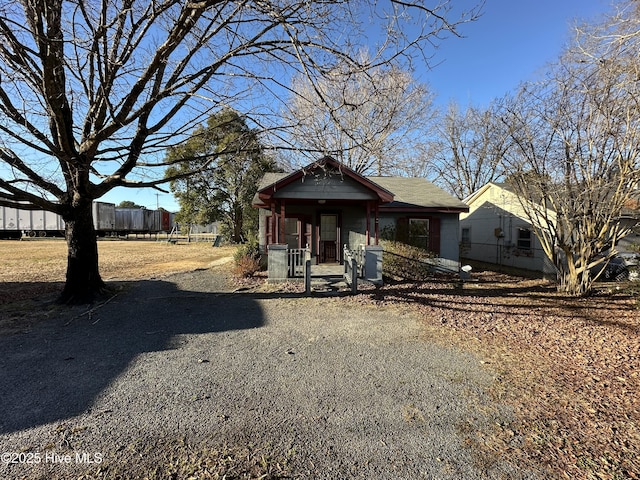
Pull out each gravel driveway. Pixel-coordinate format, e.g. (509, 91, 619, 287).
(0, 268, 532, 479)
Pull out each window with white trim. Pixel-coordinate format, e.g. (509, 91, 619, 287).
(517, 228, 532, 251)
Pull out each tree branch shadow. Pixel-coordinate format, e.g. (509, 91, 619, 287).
(360, 276, 640, 334)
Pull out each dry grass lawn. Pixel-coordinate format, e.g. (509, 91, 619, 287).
(0, 239, 235, 304)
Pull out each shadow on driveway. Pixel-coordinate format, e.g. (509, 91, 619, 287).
(0, 277, 263, 434)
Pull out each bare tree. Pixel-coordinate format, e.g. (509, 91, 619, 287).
(430, 100, 510, 199)
(502, 1, 640, 295)
(281, 54, 438, 175)
(0, 0, 482, 303)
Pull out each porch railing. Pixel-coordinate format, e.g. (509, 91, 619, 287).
(355, 244, 365, 277)
(288, 245, 311, 278)
(343, 244, 361, 293)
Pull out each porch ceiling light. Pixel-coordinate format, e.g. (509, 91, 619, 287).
(318, 199, 326, 204)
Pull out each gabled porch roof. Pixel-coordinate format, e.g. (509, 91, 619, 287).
(254, 156, 394, 207)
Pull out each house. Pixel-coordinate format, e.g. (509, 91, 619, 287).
(461, 182, 640, 277)
(252, 156, 469, 268)
(459, 182, 556, 275)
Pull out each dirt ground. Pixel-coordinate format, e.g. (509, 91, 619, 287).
(0, 267, 531, 480)
(249, 271, 640, 479)
(0, 241, 638, 479)
(0, 239, 235, 336)
(0, 238, 234, 283)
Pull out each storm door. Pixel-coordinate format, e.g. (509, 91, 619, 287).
(319, 214, 338, 263)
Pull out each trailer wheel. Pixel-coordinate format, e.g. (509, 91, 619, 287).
(39, 231, 47, 237)
(27, 230, 36, 237)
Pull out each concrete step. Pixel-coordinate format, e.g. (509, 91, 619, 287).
(310, 275, 350, 293)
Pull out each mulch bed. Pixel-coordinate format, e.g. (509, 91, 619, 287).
(346, 271, 640, 479)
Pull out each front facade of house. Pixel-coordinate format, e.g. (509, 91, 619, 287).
(253, 157, 468, 265)
(460, 182, 556, 274)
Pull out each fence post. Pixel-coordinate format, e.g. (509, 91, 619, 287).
(351, 258, 357, 294)
(343, 244, 348, 274)
(267, 244, 288, 282)
(305, 259, 311, 294)
(364, 245, 384, 285)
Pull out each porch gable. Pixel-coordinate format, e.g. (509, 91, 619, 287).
(254, 156, 394, 206)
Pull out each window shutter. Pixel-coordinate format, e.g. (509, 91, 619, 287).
(429, 217, 441, 255)
(266, 213, 272, 246)
(396, 217, 409, 243)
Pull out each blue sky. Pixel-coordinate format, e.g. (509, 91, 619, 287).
(426, 0, 612, 107)
(100, 0, 613, 212)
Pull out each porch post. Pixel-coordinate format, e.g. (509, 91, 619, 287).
(366, 201, 371, 246)
(375, 203, 380, 245)
(280, 200, 286, 244)
(269, 202, 278, 243)
(315, 219, 320, 265)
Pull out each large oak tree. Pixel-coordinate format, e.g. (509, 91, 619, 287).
(0, 0, 481, 303)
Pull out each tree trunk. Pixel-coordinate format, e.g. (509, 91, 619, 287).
(58, 199, 106, 304)
(557, 265, 591, 296)
(235, 212, 243, 243)
(232, 202, 243, 243)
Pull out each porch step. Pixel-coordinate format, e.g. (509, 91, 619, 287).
(310, 275, 349, 294)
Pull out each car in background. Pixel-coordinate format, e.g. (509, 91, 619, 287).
(617, 251, 639, 267)
(591, 255, 630, 282)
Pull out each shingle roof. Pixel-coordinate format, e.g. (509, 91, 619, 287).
(257, 172, 289, 190)
(254, 170, 468, 212)
(366, 176, 469, 210)
(253, 156, 466, 210)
